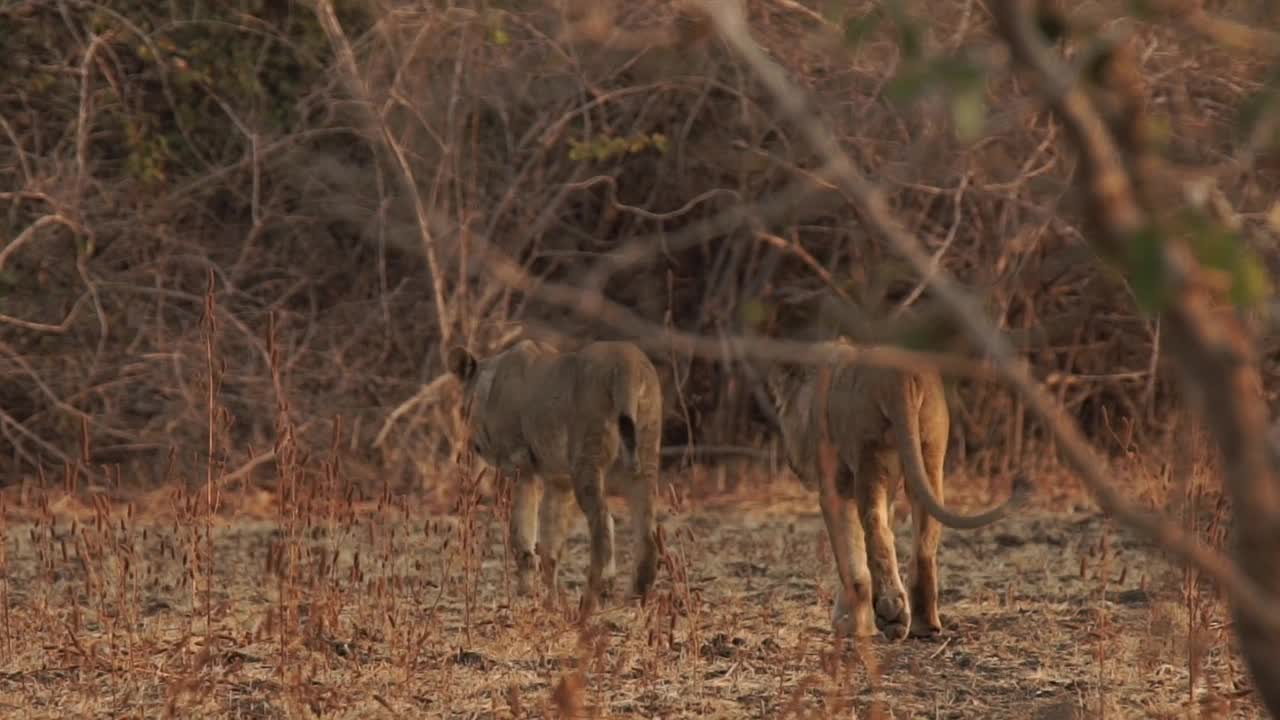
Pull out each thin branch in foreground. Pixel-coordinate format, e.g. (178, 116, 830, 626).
(989, 0, 1280, 710)
(692, 0, 1280, 633)
(659, 444, 772, 461)
(460, 221, 998, 380)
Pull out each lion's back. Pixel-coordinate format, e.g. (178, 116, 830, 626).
(574, 341, 658, 378)
(570, 341, 660, 404)
(503, 341, 659, 468)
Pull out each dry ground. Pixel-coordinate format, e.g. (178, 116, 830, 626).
(0, 468, 1264, 719)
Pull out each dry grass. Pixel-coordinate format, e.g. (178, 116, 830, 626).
(0, 452, 1263, 719)
(0, 238, 1256, 719)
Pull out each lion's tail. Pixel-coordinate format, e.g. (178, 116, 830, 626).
(890, 379, 1022, 530)
(612, 367, 642, 469)
(618, 413, 638, 467)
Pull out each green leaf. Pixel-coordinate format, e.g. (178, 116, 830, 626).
(740, 300, 769, 330)
(1229, 252, 1271, 309)
(1235, 62, 1280, 147)
(895, 322, 946, 352)
(843, 11, 881, 48)
(483, 9, 509, 45)
(882, 0, 923, 59)
(934, 55, 984, 93)
(1143, 113, 1172, 150)
(1183, 210, 1273, 309)
(1184, 211, 1236, 267)
(898, 21, 923, 60)
(951, 88, 986, 142)
(884, 64, 930, 105)
(1125, 225, 1170, 315)
(1128, 0, 1156, 20)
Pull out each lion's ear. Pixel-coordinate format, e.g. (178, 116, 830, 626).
(446, 346, 477, 382)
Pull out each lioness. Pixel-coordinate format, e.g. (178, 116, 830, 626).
(766, 338, 1027, 641)
(447, 339, 663, 614)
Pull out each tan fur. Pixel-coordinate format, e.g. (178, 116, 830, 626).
(447, 339, 663, 615)
(766, 339, 1029, 640)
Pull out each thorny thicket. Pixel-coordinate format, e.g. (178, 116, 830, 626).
(3, 1, 1276, 487)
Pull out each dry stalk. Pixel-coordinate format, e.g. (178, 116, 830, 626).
(266, 308, 305, 704)
(1094, 522, 1112, 719)
(495, 468, 516, 610)
(199, 268, 221, 649)
(454, 450, 486, 646)
(666, 271, 698, 471)
(0, 493, 9, 663)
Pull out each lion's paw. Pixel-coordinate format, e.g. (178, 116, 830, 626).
(909, 614, 943, 639)
(873, 591, 910, 641)
(832, 608, 876, 639)
(514, 550, 540, 596)
(597, 575, 618, 603)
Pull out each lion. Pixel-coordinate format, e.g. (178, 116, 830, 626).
(765, 337, 1029, 641)
(447, 339, 663, 615)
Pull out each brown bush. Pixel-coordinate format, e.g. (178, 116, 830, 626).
(2, 0, 1277, 490)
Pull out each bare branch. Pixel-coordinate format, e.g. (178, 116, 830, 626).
(585, 166, 845, 292)
(0, 214, 86, 273)
(0, 292, 92, 333)
(462, 223, 999, 380)
(312, 0, 455, 362)
(373, 373, 457, 450)
(0, 406, 106, 484)
(75, 32, 108, 206)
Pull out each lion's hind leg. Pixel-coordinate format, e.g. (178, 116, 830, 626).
(624, 432, 660, 602)
(571, 430, 619, 619)
(509, 474, 543, 597)
(815, 460, 875, 639)
(829, 499, 875, 638)
(857, 453, 912, 641)
(537, 480, 575, 608)
(907, 437, 946, 638)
